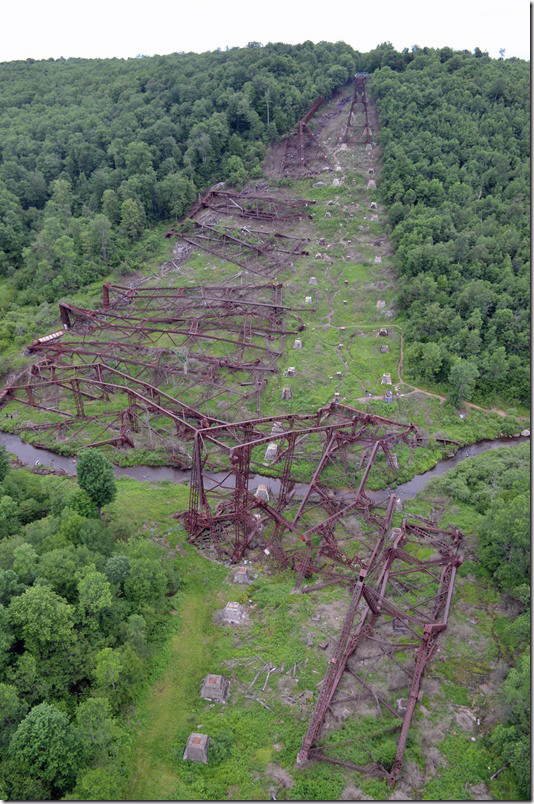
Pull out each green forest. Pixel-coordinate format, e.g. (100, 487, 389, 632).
(0, 448, 182, 799)
(0, 444, 529, 800)
(0, 39, 530, 801)
(372, 51, 529, 404)
(0, 42, 528, 406)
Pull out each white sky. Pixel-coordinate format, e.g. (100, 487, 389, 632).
(1, 0, 530, 63)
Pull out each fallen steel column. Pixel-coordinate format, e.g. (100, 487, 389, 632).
(296, 520, 463, 785)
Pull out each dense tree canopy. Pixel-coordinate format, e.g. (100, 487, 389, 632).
(428, 443, 530, 797)
(371, 52, 530, 404)
(76, 449, 116, 512)
(0, 42, 360, 304)
(0, 458, 180, 798)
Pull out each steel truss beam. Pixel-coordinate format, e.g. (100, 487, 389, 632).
(187, 189, 316, 223)
(282, 96, 334, 176)
(183, 402, 418, 573)
(25, 340, 271, 420)
(344, 73, 372, 144)
(177, 221, 310, 277)
(24, 279, 311, 424)
(101, 282, 293, 314)
(57, 302, 289, 363)
(297, 519, 463, 785)
(0, 361, 215, 457)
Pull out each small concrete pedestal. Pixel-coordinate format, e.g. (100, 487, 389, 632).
(200, 674, 229, 703)
(233, 565, 252, 584)
(183, 733, 210, 764)
(222, 602, 247, 625)
(255, 483, 270, 501)
(264, 443, 278, 462)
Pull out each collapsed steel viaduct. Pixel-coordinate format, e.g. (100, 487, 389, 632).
(0, 78, 462, 786)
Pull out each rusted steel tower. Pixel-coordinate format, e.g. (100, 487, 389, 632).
(187, 189, 316, 223)
(282, 97, 334, 176)
(183, 402, 418, 573)
(296, 519, 463, 785)
(344, 73, 372, 144)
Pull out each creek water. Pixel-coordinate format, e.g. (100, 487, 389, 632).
(0, 431, 529, 504)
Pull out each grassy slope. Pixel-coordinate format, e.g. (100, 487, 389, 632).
(3, 87, 527, 800)
(92, 446, 523, 802)
(1, 89, 527, 467)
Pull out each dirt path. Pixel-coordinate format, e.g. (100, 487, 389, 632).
(125, 588, 215, 800)
(331, 321, 517, 418)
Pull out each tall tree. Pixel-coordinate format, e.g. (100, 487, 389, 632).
(76, 450, 116, 514)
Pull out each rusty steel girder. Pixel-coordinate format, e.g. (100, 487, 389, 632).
(187, 189, 316, 223)
(23, 278, 314, 423)
(183, 402, 418, 573)
(177, 221, 310, 278)
(24, 340, 272, 421)
(57, 302, 290, 363)
(297, 519, 463, 786)
(281, 96, 334, 177)
(101, 282, 291, 313)
(0, 360, 212, 457)
(344, 72, 372, 144)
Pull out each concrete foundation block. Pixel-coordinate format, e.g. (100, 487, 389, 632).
(264, 443, 278, 462)
(255, 483, 270, 501)
(233, 565, 252, 584)
(183, 733, 210, 763)
(200, 674, 229, 703)
(222, 602, 247, 625)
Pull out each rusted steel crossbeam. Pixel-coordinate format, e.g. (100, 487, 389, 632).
(296, 520, 463, 786)
(101, 282, 306, 315)
(281, 96, 334, 176)
(178, 221, 310, 277)
(188, 190, 316, 223)
(57, 303, 286, 361)
(344, 72, 371, 144)
(183, 403, 417, 569)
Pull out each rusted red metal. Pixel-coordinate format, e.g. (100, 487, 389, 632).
(281, 96, 334, 176)
(296, 519, 463, 785)
(177, 221, 310, 278)
(183, 403, 418, 573)
(344, 73, 371, 144)
(187, 189, 316, 223)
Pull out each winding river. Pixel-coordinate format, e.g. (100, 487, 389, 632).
(0, 432, 529, 504)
